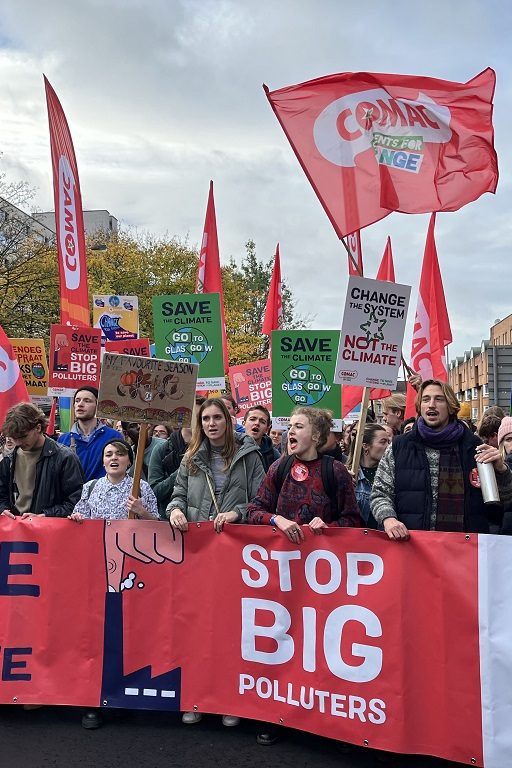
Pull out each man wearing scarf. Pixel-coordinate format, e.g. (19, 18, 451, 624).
(370, 379, 512, 538)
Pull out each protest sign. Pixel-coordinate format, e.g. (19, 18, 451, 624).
(3, 521, 512, 768)
(105, 338, 151, 357)
(229, 359, 271, 415)
(271, 331, 342, 429)
(93, 295, 139, 342)
(335, 276, 410, 388)
(97, 352, 198, 428)
(48, 324, 102, 396)
(153, 293, 225, 389)
(10, 338, 49, 395)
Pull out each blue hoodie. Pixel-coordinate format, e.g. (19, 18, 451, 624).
(58, 422, 123, 481)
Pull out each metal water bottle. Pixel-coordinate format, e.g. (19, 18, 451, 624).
(477, 461, 500, 504)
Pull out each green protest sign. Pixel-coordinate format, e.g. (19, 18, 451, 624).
(152, 294, 225, 389)
(271, 330, 342, 429)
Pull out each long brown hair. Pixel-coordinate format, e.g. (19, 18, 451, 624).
(184, 397, 237, 473)
(347, 423, 387, 471)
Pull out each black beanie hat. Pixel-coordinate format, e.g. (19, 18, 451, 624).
(73, 386, 99, 402)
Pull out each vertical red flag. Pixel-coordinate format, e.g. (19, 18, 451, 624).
(262, 244, 283, 336)
(346, 230, 363, 276)
(376, 236, 395, 281)
(405, 213, 452, 417)
(44, 76, 90, 327)
(195, 181, 228, 373)
(0, 325, 30, 427)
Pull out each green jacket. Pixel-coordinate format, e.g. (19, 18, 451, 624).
(168, 434, 265, 522)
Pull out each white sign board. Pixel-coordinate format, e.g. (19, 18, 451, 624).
(335, 276, 410, 388)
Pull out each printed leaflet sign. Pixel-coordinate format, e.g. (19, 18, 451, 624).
(48, 324, 101, 397)
(10, 338, 49, 395)
(153, 293, 225, 390)
(229, 359, 271, 415)
(271, 331, 342, 429)
(335, 276, 410, 388)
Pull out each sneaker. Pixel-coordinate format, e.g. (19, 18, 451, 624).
(222, 715, 240, 727)
(182, 711, 202, 725)
(81, 710, 102, 729)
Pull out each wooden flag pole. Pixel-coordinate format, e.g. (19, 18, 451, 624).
(128, 423, 151, 519)
(350, 386, 370, 481)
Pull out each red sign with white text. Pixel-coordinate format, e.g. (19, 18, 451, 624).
(0, 521, 501, 766)
(48, 324, 101, 396)
(105, 338, 151, 357)
(228, 359, 272, 415)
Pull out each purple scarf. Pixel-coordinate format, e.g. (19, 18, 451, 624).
(416, 417, 465, 449)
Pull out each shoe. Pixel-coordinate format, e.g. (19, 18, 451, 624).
(222, 715, 240, 727)
(81, 710, 102, 729)
(257, 730, 279, 746)
(182, 711, 202, 725)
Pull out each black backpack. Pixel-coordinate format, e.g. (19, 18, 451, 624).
(274, 454, 339, 521)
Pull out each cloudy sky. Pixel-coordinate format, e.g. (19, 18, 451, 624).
(0, 0, 510, 366)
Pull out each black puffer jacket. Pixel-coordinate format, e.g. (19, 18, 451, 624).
(0, 437, 85, 517)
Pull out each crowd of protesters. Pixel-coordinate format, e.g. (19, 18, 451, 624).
(2, 379, 512, 745)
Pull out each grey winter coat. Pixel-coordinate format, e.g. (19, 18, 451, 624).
(167, 433, 265, 522)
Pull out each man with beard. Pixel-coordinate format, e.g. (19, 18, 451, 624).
(242, 406, 279, 472)
(58, 387, 122, 481)
(371, 379, 512, 538)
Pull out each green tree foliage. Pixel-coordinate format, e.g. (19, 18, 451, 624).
(0, 176, 307, 364)
(223, 240, 309, 365)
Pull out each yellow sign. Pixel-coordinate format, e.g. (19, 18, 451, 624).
(10, 338, 49, 395)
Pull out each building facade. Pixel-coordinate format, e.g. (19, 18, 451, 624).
(448, 315, 512, 422)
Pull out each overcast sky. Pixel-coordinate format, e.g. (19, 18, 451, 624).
(0, 0, 510, 365)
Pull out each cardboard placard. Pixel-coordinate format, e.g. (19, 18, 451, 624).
(97, 352, 198, 428)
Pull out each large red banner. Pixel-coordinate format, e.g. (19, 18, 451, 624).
(44, 77, 90, 327)
(265, 69, 497, 237)
(2, 521, 510, 766)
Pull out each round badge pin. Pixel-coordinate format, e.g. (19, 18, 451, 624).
(291, 463, 309, 482)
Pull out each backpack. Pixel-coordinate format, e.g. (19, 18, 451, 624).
(274, 454, 338, 520)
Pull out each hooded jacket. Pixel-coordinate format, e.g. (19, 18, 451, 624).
(168, 433, 265, 522)
(58, 422, 123, 481)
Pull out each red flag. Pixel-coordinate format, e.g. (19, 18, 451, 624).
(0, 325, 30, 427)
(44, 77, 90, 327)
(264, 69, 497, 238)
(47, 397, 57, 436)
(346, 230, 363, 276)
(262, 244, 283, 336)
(405, 213, 452, 417)
(376, 237, 395, 281)
(195, 181, 228, 373)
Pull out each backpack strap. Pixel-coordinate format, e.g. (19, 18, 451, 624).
(320, 454, 338, 520)
(274, 454, 294, 498)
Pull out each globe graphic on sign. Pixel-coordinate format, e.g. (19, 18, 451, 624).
(165, 327, 210, 365)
